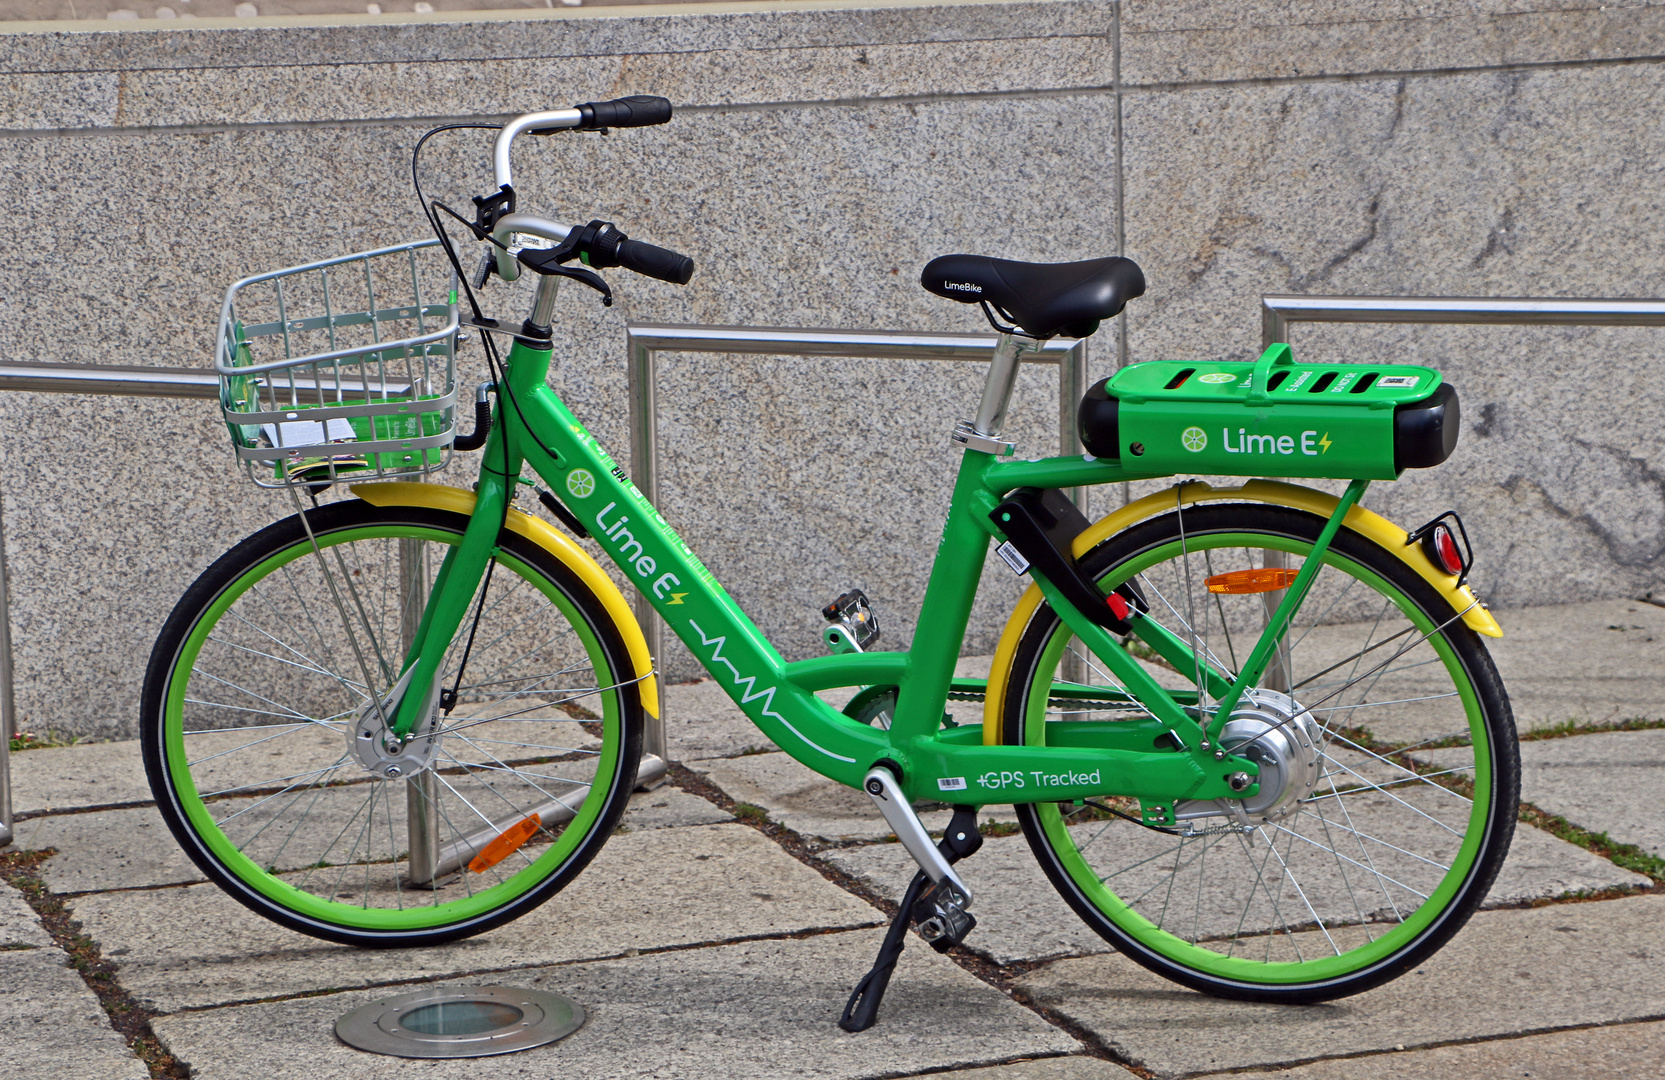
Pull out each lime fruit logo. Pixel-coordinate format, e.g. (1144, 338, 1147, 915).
(1181, 427, 1208, 453)
(565, 469, 596, 499)
(1198, 372, 1237, 384)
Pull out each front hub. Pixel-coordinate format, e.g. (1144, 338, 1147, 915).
(350, 689, 442, 780)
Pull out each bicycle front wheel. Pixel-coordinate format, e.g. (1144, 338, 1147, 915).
(1001, 503, 1518, 1002)
(140, 498, 646, 947)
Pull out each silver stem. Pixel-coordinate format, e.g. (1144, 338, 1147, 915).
(529, 275, 561, 331)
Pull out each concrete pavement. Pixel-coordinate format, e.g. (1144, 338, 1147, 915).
(1, 598, 1661, 1079)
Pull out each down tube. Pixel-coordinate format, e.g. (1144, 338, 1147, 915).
(510, 381, 887, 787)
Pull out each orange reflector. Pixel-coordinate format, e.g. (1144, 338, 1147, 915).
(468, 813, 543, 874)
(1205, 568, 1299, 595)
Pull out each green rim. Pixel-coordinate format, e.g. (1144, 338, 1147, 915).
(1026, 531, 1492, 985)
(160, 522, 623, 932)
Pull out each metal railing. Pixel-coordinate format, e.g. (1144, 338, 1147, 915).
(0, 331, 1086, 844)
(1263, 294, 1665, 345)
(623, 324, 1089, 761)
(14, 294, 1650, 844)
(0, 362, 222, 846)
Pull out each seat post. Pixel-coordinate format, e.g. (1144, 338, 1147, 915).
(971, 333, 1040, 440)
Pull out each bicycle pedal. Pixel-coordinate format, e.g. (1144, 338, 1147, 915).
(916, 905, 976, 953)
(821, 588, 880, 654)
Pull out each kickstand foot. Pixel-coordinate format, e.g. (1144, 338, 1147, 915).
(839, 871, 928, 1033)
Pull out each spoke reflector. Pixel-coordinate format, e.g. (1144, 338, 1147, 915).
(1205, 567, 1299, 594)
(468, 813, 543, 873)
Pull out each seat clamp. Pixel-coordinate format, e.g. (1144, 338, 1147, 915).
(951, 419, 1014, 456)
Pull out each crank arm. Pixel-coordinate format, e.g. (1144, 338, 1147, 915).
(863, 765, 972, 908)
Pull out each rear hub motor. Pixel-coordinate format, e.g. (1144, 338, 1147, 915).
(1179, 689, 1323, 826)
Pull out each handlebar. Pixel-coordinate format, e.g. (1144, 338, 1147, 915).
(491, 96, 674, 190)
(485, 97, 690, 288)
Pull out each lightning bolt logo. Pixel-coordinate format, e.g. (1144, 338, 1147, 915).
(667, 593, 687, 605)
(1319, 432, 1332, 453)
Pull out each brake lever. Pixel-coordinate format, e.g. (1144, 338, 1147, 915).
(516, 247, 614, 306)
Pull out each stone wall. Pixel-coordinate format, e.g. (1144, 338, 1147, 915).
(1, 0, 1660, 739)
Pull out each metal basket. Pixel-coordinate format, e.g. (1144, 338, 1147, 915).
(216, 238, 461, 488)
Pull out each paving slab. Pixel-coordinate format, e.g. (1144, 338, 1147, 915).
(1498, 729, 1665, 858)
(0, 877, 53, 948)
(1226, 1017, 1665, 1079)
(1017, 893, 1665, 1079)
(10, 739, 152, 816)
(903, 1059, 1135, 1080)
(691, 750, 1017, 845)
(0, 947, 148, 1080)
(663, 677, 782, 762)
(825, 818, 1646, 967)
(1487, 599, 1665, 732)
(150, 928, 1081, 1080)
(26, 783, 730, 895)
(72, 822, 884, 1014)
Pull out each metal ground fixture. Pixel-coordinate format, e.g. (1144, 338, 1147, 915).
(334, 984, 584, 1058)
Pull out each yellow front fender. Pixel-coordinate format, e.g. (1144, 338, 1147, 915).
(351, 482, 657, 718)
(983, 479, 1501, 745)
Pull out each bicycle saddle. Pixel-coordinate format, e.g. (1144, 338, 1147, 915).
(920, 254, 1146, 339)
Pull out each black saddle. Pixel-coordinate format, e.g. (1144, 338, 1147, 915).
(920, 254, 1145, 339)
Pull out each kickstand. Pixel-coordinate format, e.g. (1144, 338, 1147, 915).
(838, 805, 983, 1033)
(838, 870, 929, 1033)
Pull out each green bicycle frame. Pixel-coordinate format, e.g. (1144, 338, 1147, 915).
(381, 331, 1372, 809)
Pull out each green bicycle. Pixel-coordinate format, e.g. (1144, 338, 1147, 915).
(141, 98, 1518, 1022)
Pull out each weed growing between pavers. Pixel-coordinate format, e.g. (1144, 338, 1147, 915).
(9, 729, 97, 751)
(0, 849, 188, 1080)
(731, 802, 771, 823)
(1518, 716, 1665, 741)
(1516, 803, 1665, 884)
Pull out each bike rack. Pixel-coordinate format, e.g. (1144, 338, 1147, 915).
(623, 325, 1090, 762)
(4, 296, 1663, 846)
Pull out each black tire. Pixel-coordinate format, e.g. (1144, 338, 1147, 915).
(140, 499, 645, 947)
(1000, 504, 1518, 1002)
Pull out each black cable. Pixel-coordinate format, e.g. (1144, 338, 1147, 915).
(1083, 799, 1185, 836)
(411, 122, 520, 713)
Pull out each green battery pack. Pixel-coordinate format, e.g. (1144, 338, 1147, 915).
(1078, 344, 1459, 480)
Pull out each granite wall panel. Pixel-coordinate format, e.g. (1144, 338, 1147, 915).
(1121, 0, 1665, 84)
(0, 0, 1659, 739)
(1118, 65, 1665, 607)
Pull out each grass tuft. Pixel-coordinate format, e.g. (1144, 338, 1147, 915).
(1518, 802, 1665, 882)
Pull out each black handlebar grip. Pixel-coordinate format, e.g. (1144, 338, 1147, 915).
(616, 237, 695, 285)
(576, 96, 673, 130)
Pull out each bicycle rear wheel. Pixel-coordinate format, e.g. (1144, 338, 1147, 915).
(1000, 503, 1518, 1002)
(140, 499, 645, 947)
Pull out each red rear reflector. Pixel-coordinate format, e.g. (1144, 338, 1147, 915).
(468, 813, 543, 873)
(1205, 568, 1299, 594)
(1430, 525, 1464, 576)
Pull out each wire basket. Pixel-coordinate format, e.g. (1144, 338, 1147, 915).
(216, 238, 461, 488)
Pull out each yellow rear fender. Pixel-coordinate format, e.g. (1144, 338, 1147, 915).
(983, 479, 1501, 745)
(351, 482, 657, 718)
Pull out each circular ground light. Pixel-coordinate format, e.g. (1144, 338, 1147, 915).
(335, 985, 584, 1058)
